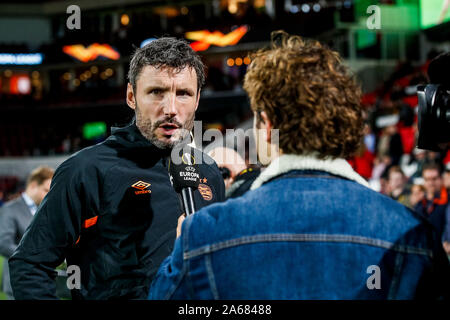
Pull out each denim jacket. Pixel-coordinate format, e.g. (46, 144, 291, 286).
(149, 155, 449, 299)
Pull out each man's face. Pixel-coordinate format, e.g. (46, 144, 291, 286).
(385, 125, 397, 136)
(410, 185, 425, 205)
(28, 178, 52, 206)
(388, 171, 405, 191)
(127, 65, 200, 149)
(423, 169, 442, 195)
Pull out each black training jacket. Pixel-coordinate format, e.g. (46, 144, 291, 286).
(9, 123, 225, 300)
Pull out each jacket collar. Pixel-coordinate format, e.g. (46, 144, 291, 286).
(21, 192, 37, 215)
(250, 154, 370, 190)
(110, 121, 153, 147)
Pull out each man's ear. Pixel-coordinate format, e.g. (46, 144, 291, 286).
(260, 111, 273, 144)
(194, 90, 201, 112)
(126, 83, 136, 110)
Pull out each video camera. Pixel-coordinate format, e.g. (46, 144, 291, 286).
(417, 52, 450, 151)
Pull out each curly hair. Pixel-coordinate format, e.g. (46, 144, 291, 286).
(243, 31, 364, 159)
(128, 37, 205, 92)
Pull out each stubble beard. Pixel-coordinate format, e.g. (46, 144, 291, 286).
(135, 103, 195, 150)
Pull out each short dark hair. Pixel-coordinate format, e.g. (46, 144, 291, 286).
(422, 162, 442, 175)
(26, 166, 54, 187)
(127, 37, 205, 93)
(388, 165, 405, 178)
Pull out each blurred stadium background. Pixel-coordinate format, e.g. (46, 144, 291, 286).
(0, 0, 450, 298)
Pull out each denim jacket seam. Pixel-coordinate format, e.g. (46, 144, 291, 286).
(184, 234, 433, 259)
(185, 260, 197, 299)
(183, 215, 193, 254)
(204, 254, 220, 299)
(163, 218, 193, 299)
(387, 252, 405, 299)
(163, 263, 188, 300)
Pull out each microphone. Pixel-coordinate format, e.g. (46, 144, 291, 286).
(169, 153, 200, 216)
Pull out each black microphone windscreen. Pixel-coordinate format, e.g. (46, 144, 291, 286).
(169, 153, 200, 192)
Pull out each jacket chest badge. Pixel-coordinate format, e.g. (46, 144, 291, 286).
(198, 182, 213, 201)
(131, 180, 151, 195)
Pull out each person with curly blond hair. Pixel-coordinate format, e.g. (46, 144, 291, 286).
(149, 31, 449, 300)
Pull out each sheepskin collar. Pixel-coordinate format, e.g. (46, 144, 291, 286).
(250, 154, 369, 190)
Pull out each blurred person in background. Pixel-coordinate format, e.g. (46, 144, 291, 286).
(149, 32, 449, 299)
(8, 38, 225, 300)
(443, 165, 450, 190)
(442, 165, 450, 256)
(208, 147, 247, 190)
(363, 121, 376, 155)
(387, 166, 411, 207)
(443, 204, 450, 256)
(414, 163, 448, 242)
(409, 148, 428, 179)
(0, 190, 4, 207)
(409, 182, 426, 209)
(376, 122, 403, 166)
(376, 126, 391, 160)
(396, 103, 416, 156)
(347, 125, 375, 182)
(348, 112, 376, 182)
(0, 166, 54, 300)
(208, 146, 261, 199)
(409, 148, 439, 179)
(369, 155, 392, 193)
(400, 146, 421, 179)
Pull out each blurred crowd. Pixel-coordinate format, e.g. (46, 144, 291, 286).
(348, 53, 450, 204)
(1, 48, 449, 256)
(2, 53, 450, 210)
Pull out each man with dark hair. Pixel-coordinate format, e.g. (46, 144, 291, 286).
(149, 31, 449, 299)
(9, 38, 225, 300)
(0, 166, 54, 299)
